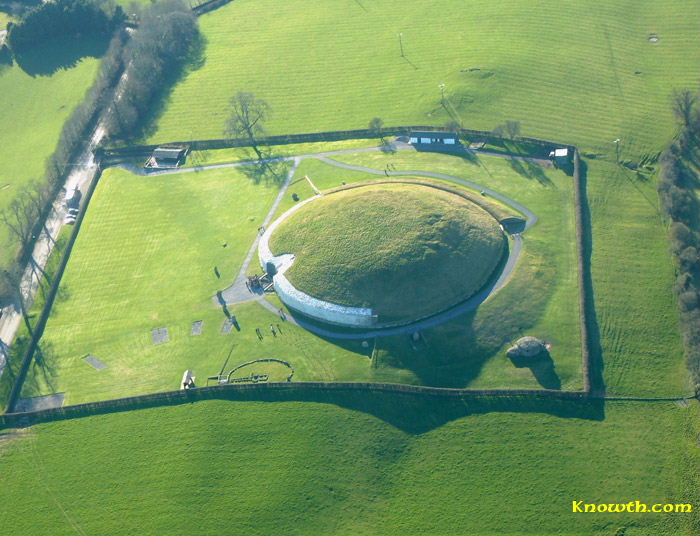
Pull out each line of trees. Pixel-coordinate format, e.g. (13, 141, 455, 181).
(0, 29, 129, 303)
(658, 90, 700, 391)
(6, 0, 124, 54)
(105, 0, 200, 141)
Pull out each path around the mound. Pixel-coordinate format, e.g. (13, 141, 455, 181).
(208, 151, 538, 339)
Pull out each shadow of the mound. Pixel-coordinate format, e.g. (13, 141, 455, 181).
(210, 388, 605, 433)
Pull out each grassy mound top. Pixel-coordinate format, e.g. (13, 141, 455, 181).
(269, 183, 506, 321)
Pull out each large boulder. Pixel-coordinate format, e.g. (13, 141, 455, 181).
(506, 336, 547, 358)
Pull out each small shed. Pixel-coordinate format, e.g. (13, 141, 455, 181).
(409, 131, 459, 146)
(145, 145, 189, 169)
(549, 147, 571, 167)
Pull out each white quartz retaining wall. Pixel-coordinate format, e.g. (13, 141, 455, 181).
(258, 196, 377, 328)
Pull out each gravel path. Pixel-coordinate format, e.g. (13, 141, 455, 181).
(251, 156, 537, 339)
(219, 158, 300, 305)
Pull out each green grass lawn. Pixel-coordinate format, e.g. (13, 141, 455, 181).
(584, 159, 691, 397)
(146, 0, 698, 159)
(329, 151, 693, 396)
(0, 397, 697, 535)
(270, 182, 506, 321)
(313, 151, 583, 390)
(22, 151, 582, 401)
(184, 139, 380, 168)
(0, 52, 100, 267)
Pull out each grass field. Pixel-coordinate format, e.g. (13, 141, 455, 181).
(584, 159, 691, 397)
(147, 0, 698, 159)
(0, 50, 100, 267)
(20, 151, 583, 401)
(0, 397, 697, 535)
(270, 182, 506, 320)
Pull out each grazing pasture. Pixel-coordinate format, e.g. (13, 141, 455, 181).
(20, 151, 583, 403)
(0, 398, 697, 535)
(0, 57, 99, 267)
(148, 0, 698, 159)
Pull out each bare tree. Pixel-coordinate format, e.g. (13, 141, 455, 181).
(225, 92, 271, 161)
(444, 120, 461, 133)
(672, 90, 697, 131)
(505, 120, 521, 140)
(369, 117, 384, 140)
(1, 267, 33, 337)
(1, 195, 35, 252)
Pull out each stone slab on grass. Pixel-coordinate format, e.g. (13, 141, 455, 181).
(221, 318, 233, 334)
(152, 328, 169, 345)
(191, 321, 203, 336)
(83, 354, 107, 370)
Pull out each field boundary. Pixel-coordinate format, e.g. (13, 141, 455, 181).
(3, 166, 105, 414)
(99, 125, 569, 161)
(1, 381, 592, 429)
(572, 150, 591, 393)
(4, 130, 596, 419)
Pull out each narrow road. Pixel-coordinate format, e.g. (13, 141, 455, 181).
(0, 60, 132, 377)
(0, 126, 104, 375)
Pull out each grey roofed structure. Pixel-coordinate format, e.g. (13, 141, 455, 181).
(145, 145, 189, 169)
(409, 131, 459, 146)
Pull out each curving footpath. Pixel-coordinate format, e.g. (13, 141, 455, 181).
(252, 156, 538, 339)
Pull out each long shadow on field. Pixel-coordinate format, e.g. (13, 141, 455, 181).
(19, 341, 59, 399)
(579, 160, 605, 396)
(508, 158, 553, 187)
(15, 36, 109, 77)
(509, 351, 561, 390)
(237, 150, 290, 186)
(214, 388, 605, 433)
(11, 387, 605, 433)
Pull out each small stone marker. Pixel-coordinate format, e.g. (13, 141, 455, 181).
(191, 320, 203, 336)
(221, 318, 233, 334)
(151, 327, 169, 345)
(83, 354, 107, 370)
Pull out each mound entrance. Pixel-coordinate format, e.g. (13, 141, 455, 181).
(267, 182, 507, 325)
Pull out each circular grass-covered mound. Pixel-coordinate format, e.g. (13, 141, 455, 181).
(269, 182, 506, 322)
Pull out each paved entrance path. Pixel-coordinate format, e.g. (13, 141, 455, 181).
(218, 158, 300, 305)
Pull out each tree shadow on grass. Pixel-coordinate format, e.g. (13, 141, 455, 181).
(237, 151, 291, 186)
(20, 340, 59, 399)
(507, 157, 553, 187)
(129, 32, 207, 142)
(14, 36, 109, 77)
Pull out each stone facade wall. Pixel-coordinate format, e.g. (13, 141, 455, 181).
(258, 196, 377, 328)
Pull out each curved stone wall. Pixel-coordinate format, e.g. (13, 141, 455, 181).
(258, 197, 378, 328)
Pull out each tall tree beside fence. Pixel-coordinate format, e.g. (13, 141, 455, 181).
(106, 0, 200, 141)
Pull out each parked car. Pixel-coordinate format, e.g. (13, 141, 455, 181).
(64, 214, 77, 225)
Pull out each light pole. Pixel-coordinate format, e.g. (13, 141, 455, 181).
(439, 83, 446, 105)
(613, 138, 621, 164)
(398, 33, 404, 57)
